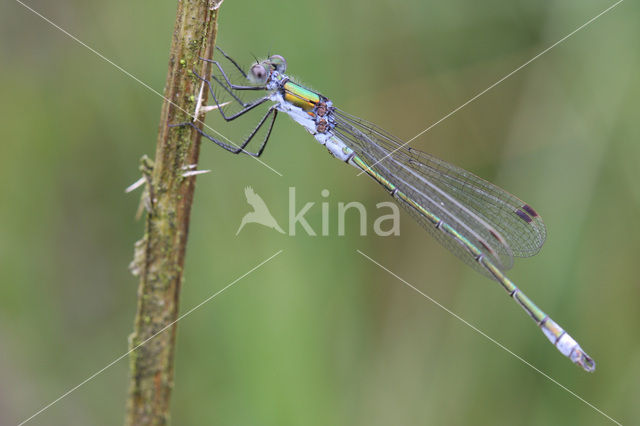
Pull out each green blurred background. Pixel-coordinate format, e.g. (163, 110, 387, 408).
(1, 0, 638, 424)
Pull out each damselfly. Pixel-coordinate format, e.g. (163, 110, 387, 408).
(172, 48, 595, 372)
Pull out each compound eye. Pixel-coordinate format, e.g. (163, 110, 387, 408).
(249, 63, 268, 83)
(269, 55, 287, 73)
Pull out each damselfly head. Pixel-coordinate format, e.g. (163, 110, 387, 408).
(247, 55, 287, 84)
(267, 55, 287, 73)
(248, 63, 268, 84)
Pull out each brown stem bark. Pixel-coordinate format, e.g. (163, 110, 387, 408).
(125, 1, 221, 425)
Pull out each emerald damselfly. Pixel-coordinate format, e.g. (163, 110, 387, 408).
(172, 48, 595, 372)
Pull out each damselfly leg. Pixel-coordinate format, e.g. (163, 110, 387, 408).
(215, 46, 247, 78)
(199, 47, 268, 107)
(199, 56, 267, 91)
(192, 69, 270, 121)
(171, 106, 277, 157)
(169, 50, 278, 157)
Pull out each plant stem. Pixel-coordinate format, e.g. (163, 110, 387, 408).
(125, 1, 221, 424)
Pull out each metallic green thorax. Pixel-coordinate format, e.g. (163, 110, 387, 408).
(283, 81, 320, 111)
